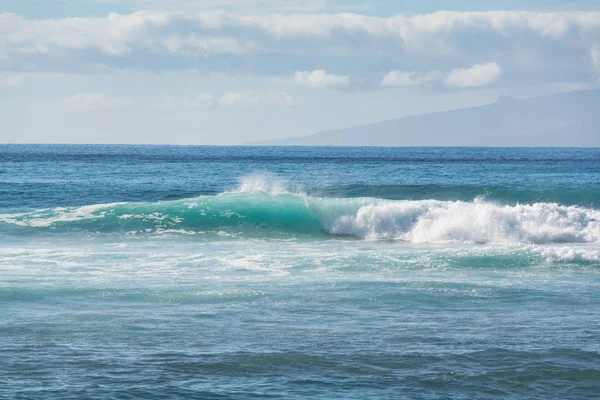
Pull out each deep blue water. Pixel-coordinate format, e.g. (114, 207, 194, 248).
(1, 145, 599, 399)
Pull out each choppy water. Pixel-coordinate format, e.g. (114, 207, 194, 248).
(1, 145, 600, 399)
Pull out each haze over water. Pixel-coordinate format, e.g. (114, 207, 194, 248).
(1, 145, 600, 399)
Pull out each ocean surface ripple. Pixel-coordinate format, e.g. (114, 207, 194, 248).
(1, 146, 599, 399)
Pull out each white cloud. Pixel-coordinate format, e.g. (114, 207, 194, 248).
(219, 91, 294, 106)
(0, 71, 23, 87)
(163, 35, 256, 56)
(381, 64, 503, 89)
(445, 62, 502, 88)
(1, 10, 600, 88)
(2, 10, 600, 59)
(60, 93, 132, 110)
(381, 70, 443, 87)
(294, 69, 349, 88)
(155, 91, 294, 110)
(0, 13, 130, 57)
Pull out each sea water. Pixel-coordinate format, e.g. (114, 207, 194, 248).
(1, 145, 599, 399)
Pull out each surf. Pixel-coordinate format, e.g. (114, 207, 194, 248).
(1, 188, 599, 244)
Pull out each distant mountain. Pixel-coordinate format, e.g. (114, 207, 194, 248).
(249, 89, 600, 146)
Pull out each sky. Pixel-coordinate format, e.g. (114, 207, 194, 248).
(1, 0, 600, 144)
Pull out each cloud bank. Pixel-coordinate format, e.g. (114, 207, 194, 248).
(0, 10, 598, 87)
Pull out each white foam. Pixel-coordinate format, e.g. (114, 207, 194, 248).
(316, 198, 600, 244)
(232, 173, 288, 196)
(0, 203, 119, 227)
(535, 246, 600, 262)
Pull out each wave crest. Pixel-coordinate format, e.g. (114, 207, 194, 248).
(1, 191, 599, 244)
(324, 199, 600, 243)
(230, 173, 292, 196)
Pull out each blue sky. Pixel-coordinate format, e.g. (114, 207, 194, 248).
(1, 0, 599, 144)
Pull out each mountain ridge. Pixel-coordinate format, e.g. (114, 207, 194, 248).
(247, 89, 600, 147)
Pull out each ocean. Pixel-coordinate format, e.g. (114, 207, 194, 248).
(1, 145, 599, 399)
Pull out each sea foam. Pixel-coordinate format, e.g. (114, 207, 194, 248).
(316, 197, 600, 244)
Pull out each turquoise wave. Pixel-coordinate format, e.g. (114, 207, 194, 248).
(1, 192, 599, 244)
(0, 192, 325, 237)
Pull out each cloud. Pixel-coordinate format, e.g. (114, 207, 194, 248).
(3, 10, 600, 59)
(59, 93, 132, 110)
(219, 91, 294, 106)
(163, 35, 257, 56)
(294, 69, 349, 88)
(445, 62, 502, 88)
(381, 64, 501, 89)
(0, 71, 23, 87)
(0, 13, 130, 57)
(1, 10, 600, 87)
(155, 91, 294, 110)
(381, 70, 443, 87)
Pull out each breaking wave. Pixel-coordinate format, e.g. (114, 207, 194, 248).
(1, 184, 599, 244)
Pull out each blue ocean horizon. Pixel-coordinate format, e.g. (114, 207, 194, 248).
(1, 145, 600, 399)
